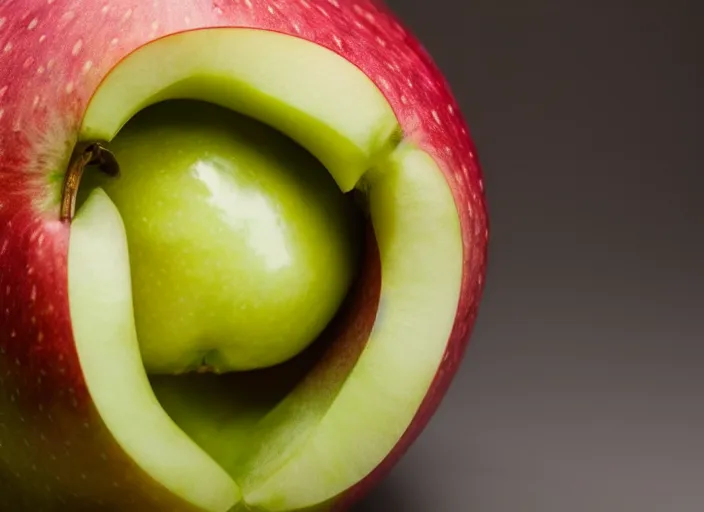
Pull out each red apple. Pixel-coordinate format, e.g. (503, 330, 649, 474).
(0, 1, 488, 510)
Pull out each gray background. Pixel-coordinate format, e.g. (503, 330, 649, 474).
(357, 1, 702, 511)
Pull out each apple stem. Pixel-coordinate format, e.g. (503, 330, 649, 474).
(60, 141, 120, 222)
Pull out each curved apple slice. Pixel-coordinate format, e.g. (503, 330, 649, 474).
(68, 188, 239, 511)
(80, 28, 401, 192)
(235, 144, 463, 510)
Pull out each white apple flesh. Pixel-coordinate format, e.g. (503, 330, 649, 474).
(0, 1, 489, 511)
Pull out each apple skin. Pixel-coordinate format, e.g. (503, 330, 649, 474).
(0, 0, 488, 509)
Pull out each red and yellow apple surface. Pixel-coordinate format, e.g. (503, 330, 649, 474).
(0, 1, 488, 510)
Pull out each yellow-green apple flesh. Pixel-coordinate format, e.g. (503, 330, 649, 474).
(0, 1, 489, 511)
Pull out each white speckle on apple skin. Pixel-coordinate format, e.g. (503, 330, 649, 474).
(377, 76, 391, 91)
(333, 34, 343, 49)
(71, 39, 83, 56)
(3, 41, 12, 53)
(122, 8, 133, 22)
(27, 18, 39, 30)
(39, 34, 46, 43)
(316, 5, 330, 18)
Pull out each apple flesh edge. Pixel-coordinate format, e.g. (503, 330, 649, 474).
(68, 28, 465, 511)
(68, 188, 240, 511)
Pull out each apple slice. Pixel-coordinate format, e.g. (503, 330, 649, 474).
(68, 187, 240, 511)
(65, 27, 465, 512)
(80, 28, 401, 193)
(234, 144, 463, 510)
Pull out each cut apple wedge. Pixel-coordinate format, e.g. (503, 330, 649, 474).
(80, 28, 401, 193)
(234, 144, 463, 510)
(68, 188, 240, 511)
(64, 27, 465, 512)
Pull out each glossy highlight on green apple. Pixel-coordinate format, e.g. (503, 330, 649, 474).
(80, 100, 361, 374)
(0, 2, 489, 511)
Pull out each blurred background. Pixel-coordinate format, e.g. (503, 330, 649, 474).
(357, 1, 702, 511)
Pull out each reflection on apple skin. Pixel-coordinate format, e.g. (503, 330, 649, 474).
(191, 157, 293, 272)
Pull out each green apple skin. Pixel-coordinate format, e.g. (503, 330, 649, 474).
(82, 100, 361, 374)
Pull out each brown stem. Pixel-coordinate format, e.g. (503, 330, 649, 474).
(60, 141, 120, 222)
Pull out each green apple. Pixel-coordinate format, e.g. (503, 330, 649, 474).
(79, 100, 361, 374)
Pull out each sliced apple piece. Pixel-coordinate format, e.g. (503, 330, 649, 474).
(67, 188, 240, 512)
(80, 28, 401, 192)
(235, 144, 463, 510)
